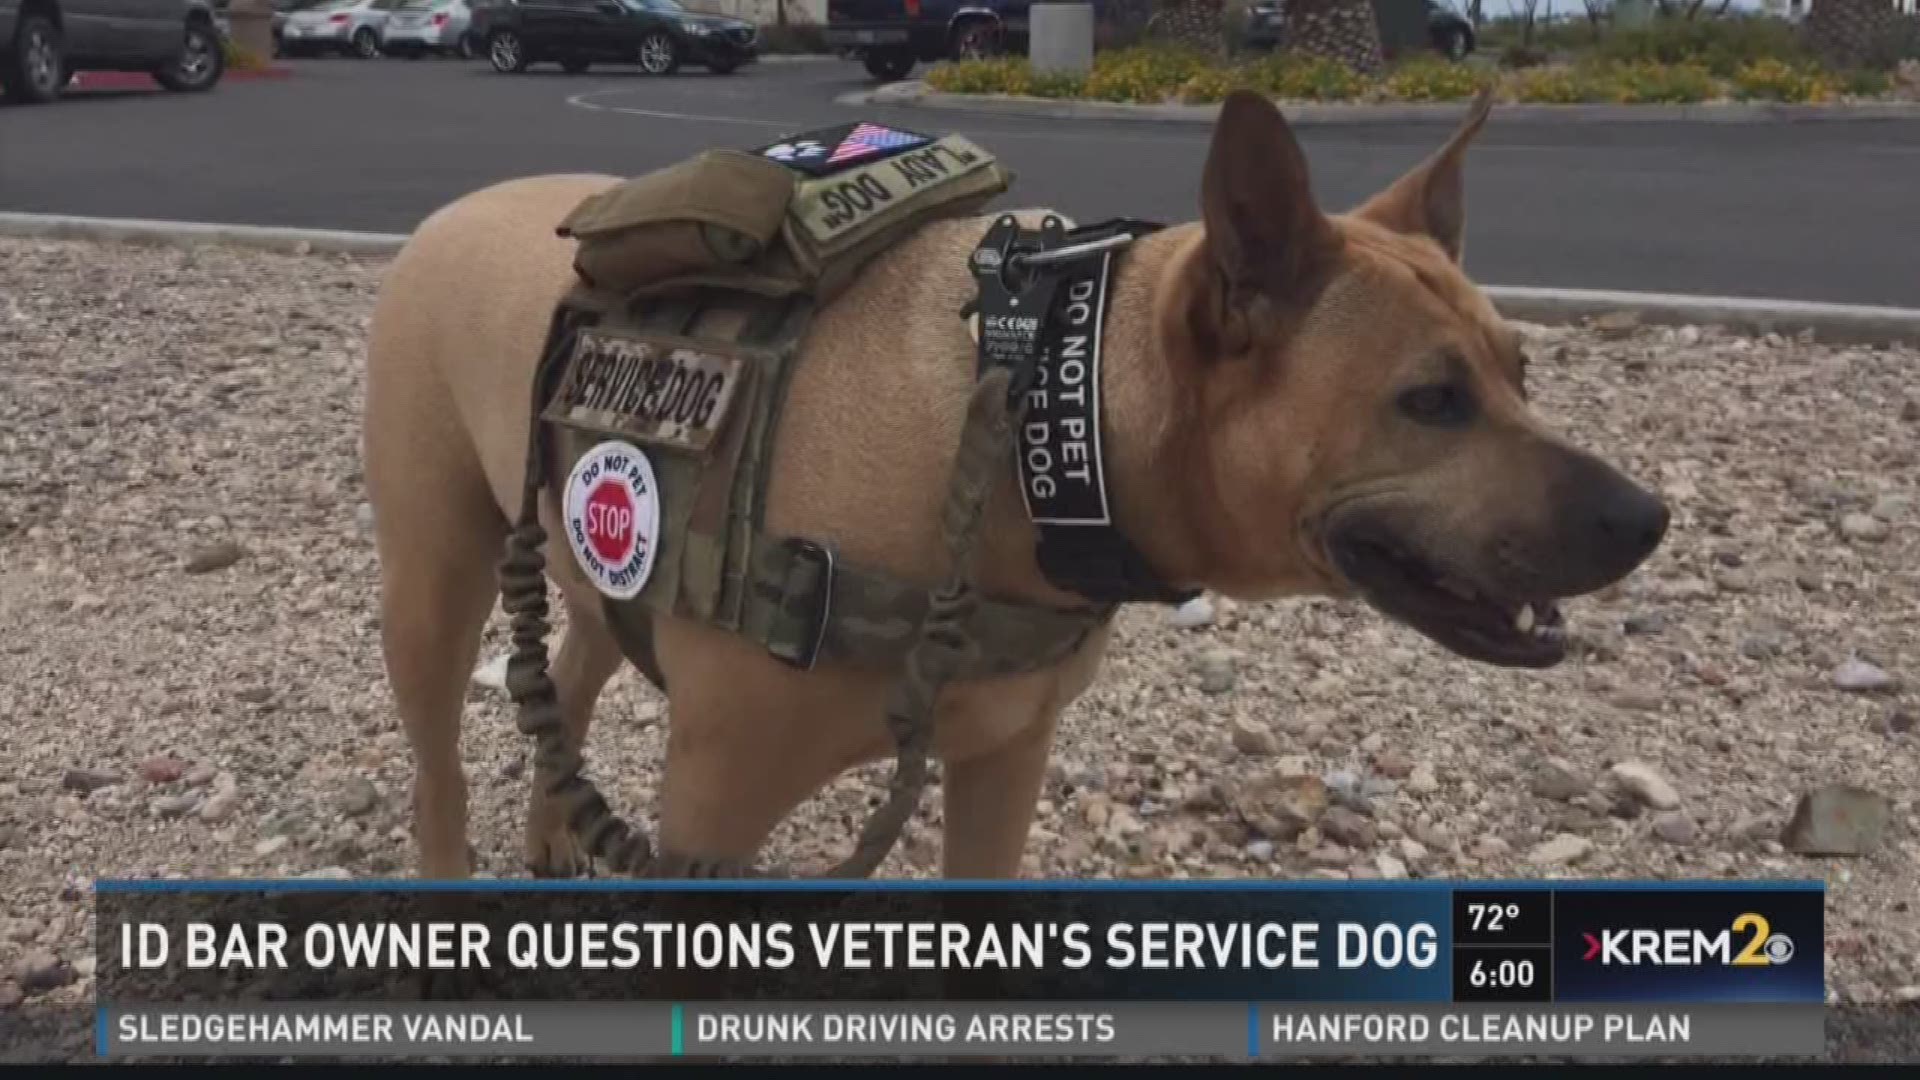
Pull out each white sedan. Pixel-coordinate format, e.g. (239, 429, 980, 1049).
(381, 0, 477, 58)
(279, 0, 405, 58)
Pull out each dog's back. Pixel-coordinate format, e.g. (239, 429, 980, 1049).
(364, 174, 622, 523)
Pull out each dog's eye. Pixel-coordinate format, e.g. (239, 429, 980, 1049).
(1397, 383, 1478, 427)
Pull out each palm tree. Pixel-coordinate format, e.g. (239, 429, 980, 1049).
(1149, 0, 1231, 54)
(1278, 0, 1386, 74)
(1801, 0, 1902, 69)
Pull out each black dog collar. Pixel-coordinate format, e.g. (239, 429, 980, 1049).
(968, 217, 1199, 607)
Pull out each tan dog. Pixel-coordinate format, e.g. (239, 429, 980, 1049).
(362, 91, 1667, 881)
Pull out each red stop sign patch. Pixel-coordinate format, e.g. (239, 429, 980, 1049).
(562, 441, 660, 600)
(583, 479, 635, 564)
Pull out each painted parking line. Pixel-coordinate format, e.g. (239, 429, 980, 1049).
(563, 88, 1213, 147)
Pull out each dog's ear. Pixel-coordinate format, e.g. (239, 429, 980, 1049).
(1198, 90, 1339, 344)
(1352, 87, 1493, 263)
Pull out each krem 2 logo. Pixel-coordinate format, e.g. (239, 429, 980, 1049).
(1582, 913, 1794, 966)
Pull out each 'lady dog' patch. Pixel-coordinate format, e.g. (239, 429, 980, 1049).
(563, 441, 661, 600)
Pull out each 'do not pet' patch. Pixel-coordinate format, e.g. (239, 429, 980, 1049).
(563, 441, 661, 600)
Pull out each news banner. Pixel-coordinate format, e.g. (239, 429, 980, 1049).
(93, 880, 1825, 1059)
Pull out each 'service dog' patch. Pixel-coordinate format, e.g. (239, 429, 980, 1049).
(543, 328, 746, 455)
(753, 121, 932, 177)
(563, 441, 661, 601)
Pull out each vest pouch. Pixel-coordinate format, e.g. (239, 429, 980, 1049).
(558, 150, 798, 293)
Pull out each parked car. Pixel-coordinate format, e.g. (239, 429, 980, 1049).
(278, 0, 404, 58)
(1, 0, 225, 104)
(826, 0, 1081, 82)
(382, 0, 473, 56)
(271, 0, 330, 53)
(483, 0, 757, 77)
(1245, 0, 1475, 61)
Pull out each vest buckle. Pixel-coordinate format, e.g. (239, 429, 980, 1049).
(765, 537, 836, 671)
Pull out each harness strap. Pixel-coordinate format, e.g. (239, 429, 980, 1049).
(740, 532, 1112, 676)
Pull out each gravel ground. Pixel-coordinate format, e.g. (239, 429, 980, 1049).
(2, 238, 1916, 1035)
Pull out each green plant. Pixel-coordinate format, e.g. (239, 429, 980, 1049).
(1383, 57, 1495, 101)
(1589, 59, 1717, 104)
(1177, 66, 1252, 104)
(1248, 52, 1373, 101)
(223, 37, 267, 73)
(1505, 65, 1602, 104)
(1836, 67, 1894, 98)
(1730, 58, 1833, 103)
(1081, 46, 1212, 103)
(924, 58, 1029, 95)
(1595, 14, 1807, 78)
(1499, 44, 1550, 70)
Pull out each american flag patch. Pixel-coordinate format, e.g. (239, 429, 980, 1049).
(826, 122, 930, 166)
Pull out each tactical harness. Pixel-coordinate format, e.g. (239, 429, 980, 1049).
(497, 124, 1196, 879)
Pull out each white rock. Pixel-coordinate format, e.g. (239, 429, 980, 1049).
(1407, 765, 1440, 795)
(252, 836, 289, 857)
(1375, 854, 1408, 880)
(1832, 658, 1897, 694)
(1610, 760, 1681, 810)
(471, 653, 512, 695)
(1527, 833, 1594, 866)
(1167, 596, 1215, 630)
(1840, 513, 1889, 542)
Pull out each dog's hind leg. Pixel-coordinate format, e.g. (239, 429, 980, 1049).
(365, 392, 506, 879)
(522, 604, 625, 877)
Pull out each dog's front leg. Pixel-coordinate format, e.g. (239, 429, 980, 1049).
(940, 708, 1060, 879)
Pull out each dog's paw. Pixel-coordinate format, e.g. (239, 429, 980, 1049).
(524, 830, 597, 879)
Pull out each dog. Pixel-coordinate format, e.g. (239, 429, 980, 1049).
(362, 90, 1668, 881)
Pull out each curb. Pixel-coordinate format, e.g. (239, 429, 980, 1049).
(845, 84, 1920, 125)
(4, 211, 1919, 345)
(0, 212, 406, 258)
(71, 67, 294, 90)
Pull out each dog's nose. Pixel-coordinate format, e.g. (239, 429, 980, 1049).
(1590, 480, 1669, 565)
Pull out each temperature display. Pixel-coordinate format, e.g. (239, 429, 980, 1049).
(1452, 890, 1554, 1003)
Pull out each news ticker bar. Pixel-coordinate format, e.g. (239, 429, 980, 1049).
(99, 1002, 1824, 1059)
(95, 880, 1827, 1006)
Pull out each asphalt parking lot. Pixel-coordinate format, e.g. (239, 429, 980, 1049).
(3, 55, 1917, 305)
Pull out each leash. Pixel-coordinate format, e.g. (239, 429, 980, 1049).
(492, 214, 1135, 879)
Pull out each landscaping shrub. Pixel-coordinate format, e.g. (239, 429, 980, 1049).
(1246, 52, 1372, 101)
(1383, 57, 1496, 102)
(1177, 66, 1252, 104)
(1836, 68, 1894, 98)
(1499, 44, 1551, 70)
(223, 37, 268, 73)
(1596, 14, 1807, 78)
(1730, 58, 1834, 102)
(1081, 46, 1212, 103)
(926, 37, 1901, 106)
(925, 58, 1029, 95)
(1506, 65, 1601, 104)
(1592, 60, 1717, 104)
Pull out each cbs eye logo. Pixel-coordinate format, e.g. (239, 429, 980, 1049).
(1733, 913, 1795, 967)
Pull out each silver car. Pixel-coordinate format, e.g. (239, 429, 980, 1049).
(381, 0, 473, 58)
(278, 0, 403, 58)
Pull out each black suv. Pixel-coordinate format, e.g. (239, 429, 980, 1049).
(481, 0, 757, 76)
